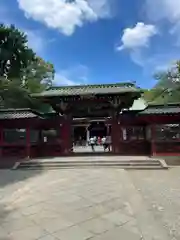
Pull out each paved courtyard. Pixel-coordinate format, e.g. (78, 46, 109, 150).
(0, 167, 180, 240)
(73, 145, 105, 153)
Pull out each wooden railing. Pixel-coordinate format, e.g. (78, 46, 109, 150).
(118, 140, 151, 155)
(154, 141, 180, 155)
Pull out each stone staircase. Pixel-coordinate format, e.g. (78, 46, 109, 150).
(13, 158, 168, 170)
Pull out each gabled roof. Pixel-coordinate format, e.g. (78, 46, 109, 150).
(32, 83, 142, 98)
(0, 109, 40, 120)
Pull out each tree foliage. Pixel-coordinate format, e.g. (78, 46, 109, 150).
(0, 24, 55, 110)
(23, 57, 55, 93)
(0, 24, 35, 78)
(144, 61, 180, 104)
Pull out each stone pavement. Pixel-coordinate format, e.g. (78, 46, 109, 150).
(128, 167, 180, 240)
(0, 167, 179, 240)
(73, 145, 105, 153)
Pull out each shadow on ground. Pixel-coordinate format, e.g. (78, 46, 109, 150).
(0, 168, 44, 239)
(0, 169, 43, 188)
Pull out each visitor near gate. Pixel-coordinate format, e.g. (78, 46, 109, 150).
(102, 136, 106, 151)
(97, 136, 101, 145)
(89, 137, 96, 151)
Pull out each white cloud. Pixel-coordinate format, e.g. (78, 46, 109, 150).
(145, 0, 180, 23)
(145, 0, 180, 43)
(117, 22, 157, 51)
(17, 0, 112, 36)
(54, 64, 89, 86)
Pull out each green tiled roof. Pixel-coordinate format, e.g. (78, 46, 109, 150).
(0, 109, 40, 120)
(139, 103, 180, 115)
(32, 83, 142, 98)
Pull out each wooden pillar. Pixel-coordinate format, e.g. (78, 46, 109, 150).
(111, 112, 121, 154)
(61, 114, 72, 155)
(86, 125, 90, 145)
(151, 124, 156, 156)
(26, 127, 31, 159)
(106, 124, 110, 136)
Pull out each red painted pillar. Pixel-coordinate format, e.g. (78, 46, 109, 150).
(111, 113, 121, 154)
(151, 124, 156, 156)
(61, 114, 72, 155)
(26, 127, 31, 159)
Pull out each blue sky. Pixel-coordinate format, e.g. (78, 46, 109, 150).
(1, 0, 180, 88)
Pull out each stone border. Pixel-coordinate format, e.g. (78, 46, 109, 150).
(12, 161, 20, 170)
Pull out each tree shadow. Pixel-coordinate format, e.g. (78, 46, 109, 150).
(0, 169, 44, 239)
(0, 169, 43, 188)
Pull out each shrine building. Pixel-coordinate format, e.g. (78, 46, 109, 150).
(0, 82, 180, 166)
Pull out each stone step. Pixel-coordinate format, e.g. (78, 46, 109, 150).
(14, 160, 168, 170)
(20, 160, 161, 164)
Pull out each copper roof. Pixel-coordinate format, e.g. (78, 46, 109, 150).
(32, 83, 142, 98)
(139, 103, 180, 115)
(0, 109, 40, 119)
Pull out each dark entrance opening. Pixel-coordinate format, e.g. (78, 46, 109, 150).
(89, 122, 107, 138)
(73, 122, 112, 154)
(73, 126, 86, 146)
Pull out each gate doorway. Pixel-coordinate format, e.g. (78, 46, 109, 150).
(73, 126, 87, 146)
(89, 122, 107, 138)
(72, 121, 112, 154)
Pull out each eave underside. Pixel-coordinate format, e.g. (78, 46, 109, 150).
(41, 92, 141, 117)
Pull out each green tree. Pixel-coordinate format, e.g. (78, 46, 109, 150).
(0, 77, 32, 108)
(0, 24, 55, 110)
(0, 24, 35, 78)
(145, 61, 180, 104)
(23, 57, 55, 93)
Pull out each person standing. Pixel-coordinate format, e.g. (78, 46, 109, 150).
(89, 137, 95, 151)
(93, 136, 97, 145)
(102, 136, 106, 151)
